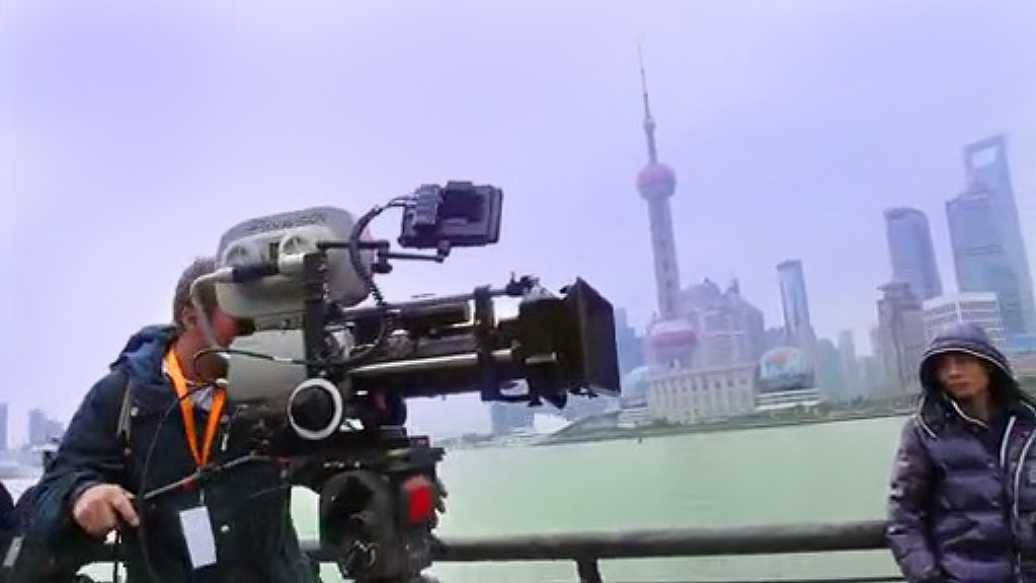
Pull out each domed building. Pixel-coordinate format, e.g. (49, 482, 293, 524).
(620, 364, 659, 405)
(755, 346, 821, 410)
(644, 317, 697, 369)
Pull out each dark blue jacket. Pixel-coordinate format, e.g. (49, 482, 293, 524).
(22, 325, 321, 583)
(887, 323, 1036, 582)
(1, 481, 15, 557)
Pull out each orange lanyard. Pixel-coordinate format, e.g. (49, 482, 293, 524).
(164, 350, 225, 468)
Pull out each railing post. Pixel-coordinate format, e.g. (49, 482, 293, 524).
(575, 558, 603, 583)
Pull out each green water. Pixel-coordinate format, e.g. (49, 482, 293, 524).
(288, 416, 908, 583)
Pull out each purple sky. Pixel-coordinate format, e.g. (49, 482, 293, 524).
(2, 0, 1035, 442)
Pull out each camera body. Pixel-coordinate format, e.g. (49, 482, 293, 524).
(193, 181, 621, 582)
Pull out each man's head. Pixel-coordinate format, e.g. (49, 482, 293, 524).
(919, 322, 1014, 406)
(932, 351, 993, 403)
(172, 257, 243, 380)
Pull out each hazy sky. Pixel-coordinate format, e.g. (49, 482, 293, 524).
(2, 0, 1035, 442)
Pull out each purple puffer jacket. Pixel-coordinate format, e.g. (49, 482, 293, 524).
(887, 323, 1036, 582)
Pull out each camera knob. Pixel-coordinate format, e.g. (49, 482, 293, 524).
(291, 388, 334, 430)
(287, 378, 344, 441)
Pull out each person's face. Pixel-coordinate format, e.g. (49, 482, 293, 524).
(181, 305, 241, 347)
(208, 307, 242, 348)
(180, 305, 243, 381)
(936, 352, 991, 402)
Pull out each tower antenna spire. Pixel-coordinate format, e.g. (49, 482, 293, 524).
(634, 40, 681, 326)
(637, 41, 659, 164)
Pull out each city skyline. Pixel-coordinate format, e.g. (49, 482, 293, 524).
(4, 1, 1035, 440)
(2, 129, 1032, 440)
(640, 131, 1036, 346)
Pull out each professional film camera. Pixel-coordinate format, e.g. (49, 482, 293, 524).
(189, 182, 622, 583)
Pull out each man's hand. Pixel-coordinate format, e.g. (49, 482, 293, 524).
(429, 476, 448, 530)
(71, 484, 140, 539)
(434, 476, 448, 515)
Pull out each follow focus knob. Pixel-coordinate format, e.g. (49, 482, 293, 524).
(287, 378, 345, 441)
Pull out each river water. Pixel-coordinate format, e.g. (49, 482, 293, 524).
(5, 416, 909, 582)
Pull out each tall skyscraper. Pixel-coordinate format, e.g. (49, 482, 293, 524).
(836, 330, 863, 400)
(884, 207, 943, 301)
(613, 307, 645, 375)
(953, 135, 1036, 336)
(814, 338, 847, 403)
(777, 259, 815, 348)
(28, 408, 64, 447)
(875, 281, 926, 395)
(0, 402, 7, 452)
(947, 183, 1029, 337)
(489, 402, 534, 436)
(635, 50, 680, 320)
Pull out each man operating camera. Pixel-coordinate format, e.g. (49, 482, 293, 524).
(23, 257, 322, 582)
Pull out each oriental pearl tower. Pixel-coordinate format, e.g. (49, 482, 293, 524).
(636, 51, 695, 367)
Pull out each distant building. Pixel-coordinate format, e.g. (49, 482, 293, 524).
(643, 317, 697, 369)
(489, 402, 535, 436)
(558, 394, 614, 423)
(1010, 352, 1036, 380)
(763, 327, 787, 352)
(620, 365, 656, 407)
(777, 260, 817, 349)
(948, 135, 1036, 335)
(884, 207, 943, 302)
(679, 278, 767, 369)
(836, 330, 864, 401)
(813, 338, 848, 403)
(859, 354, 885, 399)
(644, 363, 756, 424)
(0, 402, 7, 452)
(613, 307, 645, 375)
(922, 292, 1007, 350)
(875, 282, 927, 396)
(946, 184, 1031, 337)
(756, 346, 820, 410)
(1008, 335, 1036, 355)
(28, 409, 65, 447)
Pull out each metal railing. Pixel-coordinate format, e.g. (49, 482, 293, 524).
(81, 519, 899, 583)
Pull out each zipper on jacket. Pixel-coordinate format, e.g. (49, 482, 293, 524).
(1011, 426, 1036, 580)
(1001, 416, 1018, 469)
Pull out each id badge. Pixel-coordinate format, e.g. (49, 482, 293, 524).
(2, 536, 22, 568)
(179, 505, 217, 569)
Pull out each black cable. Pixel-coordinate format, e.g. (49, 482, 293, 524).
(220, 483, 293, 527)
(191, 346, 317, 370)
(341, 199, 408, 366)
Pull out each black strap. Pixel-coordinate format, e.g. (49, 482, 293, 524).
(114, 369, 138, 456)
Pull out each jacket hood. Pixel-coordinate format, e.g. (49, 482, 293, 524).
(110, 324, 178, 387)
(917, 322, 1031, 413)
